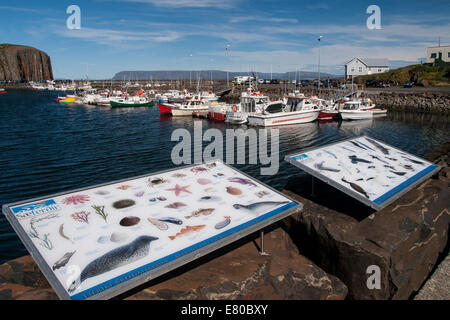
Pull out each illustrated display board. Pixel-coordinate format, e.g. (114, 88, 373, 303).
(2, 161, 300, 300)
(285, 136, 440, 211)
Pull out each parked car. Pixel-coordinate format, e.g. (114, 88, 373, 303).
(270, 79, 279, 84)
(404, 81, 414, 88)
(265, 79, 271, 84)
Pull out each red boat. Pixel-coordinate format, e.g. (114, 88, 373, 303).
(0, 89, 6, 94)
(157, 101, 174, 114)
(318, 110, 339, 120)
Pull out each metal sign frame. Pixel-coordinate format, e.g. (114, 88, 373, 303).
(284, 136, 440, 211)
(2, 160, 301, 300)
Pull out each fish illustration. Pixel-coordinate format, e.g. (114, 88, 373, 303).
(158, 217, 183, 225)
(255, 190, 270, 198)
(370, 155, 388, 164)
(368, 166, 375, 169)
(366, 177, 375, 181)
(324, 150, 337, 159)
(172, 173, 187, 178)
(341, 146, 356, 153)
(148, 218, 168, 231)
(385, 157, 398, 162)
(117, 185, 132, 190)
(169, 225, 206, 240)
(401, 156, 424, 165)
(349, 141, 368, 150)
(399, 164, 414, 171)
(58, 224, 73, 243)
(215, 216, 231, 230)
(341, 178, 370, 199)
(349, 155, 372, 164)
(384, 165, 395, 170)
(390, 170, 407, 176)
(233, 201, 290, 215)
(355, 140, 375, 151)
(68, 236, 158, 293)
(199, 195, 222, 202)
(228, 177, 257, 187)
(314, 161, 340, 172)
(365, 138, 390, 155)
(53, 251, 76, 271)
(165, 202, 187, 209)
(185, 208, 215, 219)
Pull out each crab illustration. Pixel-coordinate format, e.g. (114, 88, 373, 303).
(190, 166, 209, 174)
(147, 177, 168, 187)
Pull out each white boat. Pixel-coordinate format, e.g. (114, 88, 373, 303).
(247, 93, 320, 127)
(225, 90, 270, 125)
(339, 99, 387, 120)
(339, 100, 373, 120)
(171, 97, 209, 116)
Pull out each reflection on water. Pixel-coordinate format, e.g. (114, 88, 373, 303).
(0, 90, 449, 263)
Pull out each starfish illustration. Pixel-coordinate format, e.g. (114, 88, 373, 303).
(166, 184, 191, 196)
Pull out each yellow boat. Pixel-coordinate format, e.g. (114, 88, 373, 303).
(58, 95, 78, 104)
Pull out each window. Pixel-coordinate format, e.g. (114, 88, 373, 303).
(378, 69, 381, 72)
(431, 53, 437, 58)
(359, 67, 362, 72)
(351, 68, 355, 72)
(448, 52, 450, 58)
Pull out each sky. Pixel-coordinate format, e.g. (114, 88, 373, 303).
(0, 0, 449, 79)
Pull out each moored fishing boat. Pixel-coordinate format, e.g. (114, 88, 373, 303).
(171, 97, 208, 116)
(225, 90, 270, 125)
(339, 100, 373, 120)
(158, 100, 175, 114)
(247, 93, 320, 127)
(58, 95, 78, 104)
(0, 88, 6, 94)
(110, 97, 153, 108)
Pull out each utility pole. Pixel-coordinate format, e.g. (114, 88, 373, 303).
(226, 44, 230, 87)
(318, 35, 323, 97)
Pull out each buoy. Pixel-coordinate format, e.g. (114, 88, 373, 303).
(232, 105, 238, 112)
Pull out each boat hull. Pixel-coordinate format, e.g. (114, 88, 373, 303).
(248, 110, 320, 127)
(318, 110, 339, 120)
(172, 107, 208, 117)
(340, 110, 373, 120)
(158, 101, 174, 114)
(110, 101, 153, 108)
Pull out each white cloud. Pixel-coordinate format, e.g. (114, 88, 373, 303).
(113, 0, 236, 8)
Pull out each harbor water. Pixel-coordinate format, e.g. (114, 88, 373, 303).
(0, 90, 449, 263)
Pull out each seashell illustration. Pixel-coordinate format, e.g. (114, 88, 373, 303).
(113, 199, 136, 209)
(197, 178, 212, 185)
(215, 216, 231, 230)
(97, 236, 109, 244)
(120, 216, 141, 227)
(95, 190, 109, 195)
(135, 191, 145, 197)
(110, 232, 129, 243)
(226, 186, 242, 195)
(165, 202, 186, 209)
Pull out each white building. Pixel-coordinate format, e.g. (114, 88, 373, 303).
(426, 45, 450, 63)
(345, 58, 389, 79)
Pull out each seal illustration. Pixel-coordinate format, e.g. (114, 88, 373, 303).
(233, 201, 290, 215)
(68, 235, 158, 293)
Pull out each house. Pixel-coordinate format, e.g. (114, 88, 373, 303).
(345, 58, 389, 79)
(426, 45, 450, 63)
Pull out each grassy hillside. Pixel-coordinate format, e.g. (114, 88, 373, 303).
(355, 63, 450, 87)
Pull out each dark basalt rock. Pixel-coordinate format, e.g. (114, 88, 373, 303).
(281, 169, 450, 300)
(0, 44, 53, 81)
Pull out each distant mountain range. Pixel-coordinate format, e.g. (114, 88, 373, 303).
(112, 70, 341, 81)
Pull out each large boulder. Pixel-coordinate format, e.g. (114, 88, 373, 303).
(281, 172, 450, 300)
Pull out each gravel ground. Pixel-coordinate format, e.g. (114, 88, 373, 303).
(414, 254, 450, 300)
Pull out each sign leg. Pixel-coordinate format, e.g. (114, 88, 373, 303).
(259, 230, 269, 256)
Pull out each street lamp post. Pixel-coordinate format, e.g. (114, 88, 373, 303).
(318, 35, 323, 96)
(226, 44, 230, 87)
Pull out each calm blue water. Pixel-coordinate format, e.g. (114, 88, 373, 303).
(0, 90, 449, 263)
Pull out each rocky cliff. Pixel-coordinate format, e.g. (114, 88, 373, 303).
(0, 44, 53, 81)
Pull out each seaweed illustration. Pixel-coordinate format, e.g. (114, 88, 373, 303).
(92, 205, 108, 223)
(27, 213, 59, 250)
(71, 211, 90, 224)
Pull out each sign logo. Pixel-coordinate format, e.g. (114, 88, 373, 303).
(12, 200, 61, 220)
(293, 154, 309, 162)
